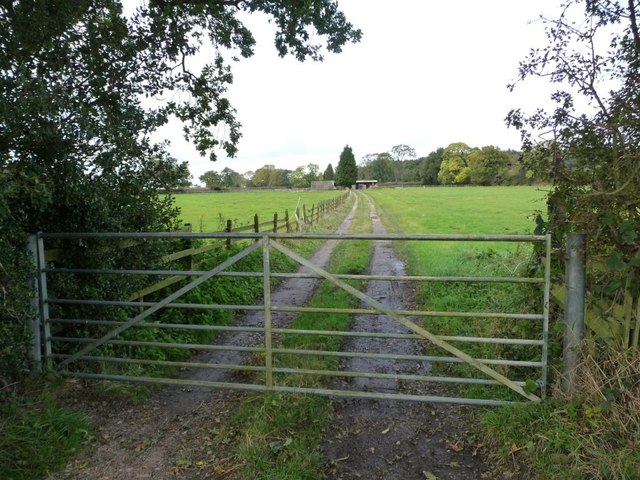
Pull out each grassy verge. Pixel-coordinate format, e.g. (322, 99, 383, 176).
(57, 193, 355, 382)
(228, 192, 373, 479)
(481, 347, 640, 479)
(174, 190, 349, 232)
(0, 382, 89, 480)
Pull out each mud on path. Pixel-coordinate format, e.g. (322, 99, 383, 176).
(319, 193, 490, 480)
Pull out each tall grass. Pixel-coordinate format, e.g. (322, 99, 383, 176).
(54, 193, 354, 380)
(0, 387, 89, 480)
(4, 193, 357, 480)
(367, 187, 638, 477)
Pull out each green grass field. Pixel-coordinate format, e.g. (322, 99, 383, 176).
(366, 185, 549, 401)
(366, 185, 547, 275)
(365, 185, 546, 234)
(173, 190, 348, 232)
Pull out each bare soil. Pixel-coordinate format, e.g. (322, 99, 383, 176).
(50, 194, 496, 480)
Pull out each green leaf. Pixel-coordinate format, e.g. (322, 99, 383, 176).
(524, 379, 539, 394)
(605, 252, 626, 272)
(619, 220, 637, 245)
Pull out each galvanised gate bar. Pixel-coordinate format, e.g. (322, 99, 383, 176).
(28, 231, 552, 406)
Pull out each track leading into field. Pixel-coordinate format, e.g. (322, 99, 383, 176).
(338, 193, 431, 392)
(52, 195, 360, 480)
(168, 192, 360, 407)
(320, 193, 489, 480)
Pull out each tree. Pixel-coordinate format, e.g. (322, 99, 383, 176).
(252, 165, 285, 187)
(437, 142, 474, 184)
(199, 170, 223, 189)
(419, 148, 445, 185)
(467, 146, 511, 185)
(369, 153, 395, 182)
(357, 153, 378, 179)
(220, 167, 243, 188)
(500, 149, 529, 185)
(289, 163, 322, 187)
(323, 163, 335, 180)
(0, 0, 361, 229)
(0, 1, 361, 381)
(390, 144, 417, 182)
(508, 1, 640, 341)
(304, 163, 321, 185)
(335, 145, 358, 187)
(281, 169, 292, 187)
(289, 166, 308, 188)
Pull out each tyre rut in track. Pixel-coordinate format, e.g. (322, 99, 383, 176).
(320, 193, 490, 480)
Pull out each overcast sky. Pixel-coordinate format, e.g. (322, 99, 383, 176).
(150, 1, 562, 182)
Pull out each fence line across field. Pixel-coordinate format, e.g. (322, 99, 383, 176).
(43, 191, 351, 263)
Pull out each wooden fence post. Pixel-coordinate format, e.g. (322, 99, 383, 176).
(254, 214, 259, 233)
(182, 223, 193, 270)
(303, 204, 308, 224)
(295, 207, 300, 231)
(226, 219, 232, 248)
(273, 212, 278, 233)
(285, 209, 290, 233)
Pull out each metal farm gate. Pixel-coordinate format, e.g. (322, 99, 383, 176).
(28, 231, 551, 406)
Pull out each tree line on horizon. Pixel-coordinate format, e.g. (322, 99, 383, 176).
(197, 142, 534, 190)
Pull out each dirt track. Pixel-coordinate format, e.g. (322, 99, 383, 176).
(51, 193, 491, 480)
(319, 194, 489, 479)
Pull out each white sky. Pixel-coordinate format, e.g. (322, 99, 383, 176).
(151, 1, 563, 182)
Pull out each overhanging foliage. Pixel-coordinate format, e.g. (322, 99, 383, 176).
(508, 0, 640, 346)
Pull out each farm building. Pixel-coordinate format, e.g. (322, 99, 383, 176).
(311, 180, 336, 190)
(355, 180, 378, 189)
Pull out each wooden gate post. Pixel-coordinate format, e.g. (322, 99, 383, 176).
(563, 233, 587, 395)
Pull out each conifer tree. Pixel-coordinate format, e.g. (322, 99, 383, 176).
(335, 145, 357, 187)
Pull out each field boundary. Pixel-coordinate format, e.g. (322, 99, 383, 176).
(40, 191, 350, 304)
(31, 229, 551, 406)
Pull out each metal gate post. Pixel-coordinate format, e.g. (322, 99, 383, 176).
(563, 233, 586, 395)
(262, 234, 273, 389)
(26, 235, 42, 374)
(37, 233, 53, 363)
(541, 233, 552, 397)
